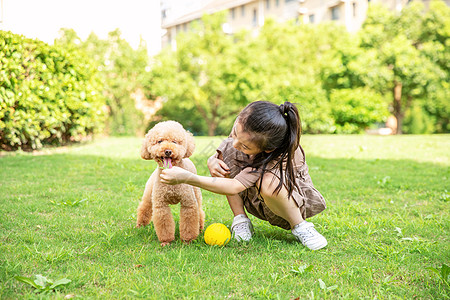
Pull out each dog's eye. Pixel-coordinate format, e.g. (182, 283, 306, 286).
(157, 140, 163, 144)
(172, 141, 177, 144)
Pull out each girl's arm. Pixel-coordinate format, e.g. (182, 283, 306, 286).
(160, 167, 246, 195)
(207, 153, 230, 177)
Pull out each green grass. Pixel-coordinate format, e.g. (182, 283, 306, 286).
(0, 135, 449, 299)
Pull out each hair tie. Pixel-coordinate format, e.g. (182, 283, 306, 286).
(279, 103, 289, 116)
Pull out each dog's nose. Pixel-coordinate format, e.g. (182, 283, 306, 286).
(164, 150, 172, 157)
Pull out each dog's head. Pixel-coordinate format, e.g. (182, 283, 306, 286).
(141, 121, 195, 167)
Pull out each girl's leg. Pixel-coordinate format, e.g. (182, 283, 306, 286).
(226, 194, 247, 217)
(226, 194, 253, 242)
(257, 173, 303, 228)
(258, 173, 327, 250)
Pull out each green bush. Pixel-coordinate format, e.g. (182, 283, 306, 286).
(330, 88, 389, 133)
(0, 31, 106, 150)
(403, 102, 435, 134)
(266, 83, 336, 134)
(72, 30, 148, 136)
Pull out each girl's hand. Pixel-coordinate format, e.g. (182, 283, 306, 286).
(160, 167, 195, 185)
(207, 155, 230, 178)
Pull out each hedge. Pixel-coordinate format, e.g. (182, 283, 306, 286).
(0, 31, 106, 151)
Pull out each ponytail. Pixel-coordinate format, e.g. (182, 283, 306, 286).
(238, 101, 302, 198)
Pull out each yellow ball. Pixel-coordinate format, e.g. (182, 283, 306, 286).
(204, 223, 231, 246)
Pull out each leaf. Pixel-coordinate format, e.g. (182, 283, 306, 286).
(291, 264, 313, 275)
(441, 264, 450, 284)
(14, 274, 70, 293)
(49, 278, 71, 289)
(318, 279, 327, 290)
(427, 266, 440, 276)
(33, 274, 50, 288)
(14, 276, 40, 289)
(304, 265, 314, 273)
(427, 264, 450, 285)
(327, 285, 338, 291)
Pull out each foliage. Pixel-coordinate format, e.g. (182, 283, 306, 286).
(248, 21, 338, 134)
(56, 28, 149, 136)
(330, 88, 389, 133)
(147, 2, 448, 135)
(146, 16, 346, 135)
(147, 14, 403, 135)
(403, 101, 435, 134)
(0, 30, 106, 150)
(359, 1, 449, 133)
(145, 12, 249, 135)
(14, 275, 71, 294)
(427, 263, 450, 287)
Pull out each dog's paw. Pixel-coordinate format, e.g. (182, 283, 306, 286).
(136, 222, 150, 228)
(160, 241, 171, 247)
(181, 238, 196, 244)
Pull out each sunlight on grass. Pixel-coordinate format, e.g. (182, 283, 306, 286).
(0, 135, 449, 298)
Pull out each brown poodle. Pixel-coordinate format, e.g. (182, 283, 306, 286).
(136, 121, 205, 246)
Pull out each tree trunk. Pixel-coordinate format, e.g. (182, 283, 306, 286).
(393, 81, 403, 134)
(207, 123, 217, 136)
(195, 102, 218, 136)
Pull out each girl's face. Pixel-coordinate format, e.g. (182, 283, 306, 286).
(231, 122, 262, 156)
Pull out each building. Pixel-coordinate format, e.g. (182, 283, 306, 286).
(299, 0, 450, 32)
(161, 0, 449, 48)
(161, 0, 301, 48)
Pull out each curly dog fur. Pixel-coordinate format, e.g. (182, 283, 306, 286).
(136, 121, 205, 246)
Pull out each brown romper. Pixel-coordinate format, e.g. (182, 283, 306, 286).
(216, 138, 326, 230)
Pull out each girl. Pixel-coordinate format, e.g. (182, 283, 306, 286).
(160, 101, 327, 250)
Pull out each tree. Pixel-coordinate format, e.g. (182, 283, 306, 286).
(56, 29, 149, 136)
(248, 21, 338, 133)
(146, 12, 250, 135)
(359, 1, 449, 134)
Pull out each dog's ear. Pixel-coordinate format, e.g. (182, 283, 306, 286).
(141, 133, 153, 160)
(184, 130, 195, 158)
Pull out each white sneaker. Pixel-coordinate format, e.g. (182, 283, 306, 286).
(292, 221, 327, 250)
(231, 214, 253, 242)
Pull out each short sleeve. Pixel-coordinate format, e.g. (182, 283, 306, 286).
(215, 138, 250, 179)
(215, 138, 230, 158)
(235, 167, 261, 189)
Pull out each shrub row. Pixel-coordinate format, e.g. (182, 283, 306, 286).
(0, 31, 106, 150)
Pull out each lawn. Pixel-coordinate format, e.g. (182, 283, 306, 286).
(0, 135, 449, 299)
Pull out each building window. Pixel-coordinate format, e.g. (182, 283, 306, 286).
(352, 2, 357, 17)
(331, 6, 340, 20)
(241, 5, 245, 17)
(231, 8, 235, 19)
(253, 9, 258, 27)
(266, 0, 270, 9)
(285, 0, 295, 2)
(276, 0, 279, 6)
(309, 14, 315, 23)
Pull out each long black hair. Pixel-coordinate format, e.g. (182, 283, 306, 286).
(237, 100, 302, 198)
